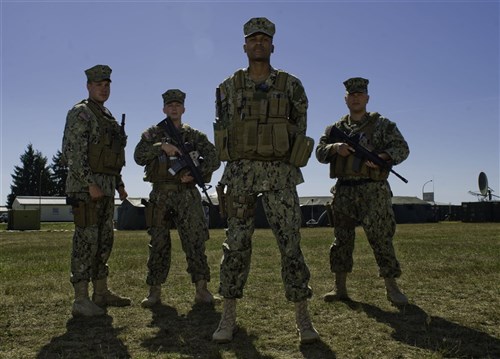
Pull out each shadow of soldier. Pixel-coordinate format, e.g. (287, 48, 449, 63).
(141, 302, 222, 358)
(36, 314, 130, 359)
(299, 338, 337, 359)
(356, 302, 500, 358)
(141, 302, 276, 358)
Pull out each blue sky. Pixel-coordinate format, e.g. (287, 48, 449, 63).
(1, 0, 499, 206)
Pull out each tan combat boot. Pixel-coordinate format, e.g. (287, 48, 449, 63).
(194, 280, 215, 304)
(212, 298, 237, 343)
(295, 300, 320, 344)
(72, 281, 105, 317)
(92, 278, 131, 307)
(384, 278, 408, 305)
(323, 272, 349, 302)
(141, 285, 162, 308)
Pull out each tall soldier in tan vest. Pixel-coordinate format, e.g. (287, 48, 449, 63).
(134, 89, 220, 307)
(212, 17, 319, 344)
(315, 77, 410, 306)
(62, 64, 131, 317)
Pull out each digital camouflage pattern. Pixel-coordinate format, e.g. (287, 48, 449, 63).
(243, 17, 276, 38)
(134, 122, 220, 183)
(219, 187, 312, 301)
(329, 181, 401, 277)
(70, 194, 115, 283)
(343, 77, 369, 94)
(134, 121, 220, 286)
(316, 112, 409, 278)
(218, 67, 307, 192)
(85, 64, 112, 82)
(216, 67, 313, 302)
(162, 89, 186, 105)
(62, 100, 124, 195)
(62, 97, 125, 284)
(143, 188, 211, 285)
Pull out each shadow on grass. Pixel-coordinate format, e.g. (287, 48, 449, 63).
(141, 302, 296, 358)
(299, 339, 337, 359)
(347, 301, 500, 358)
(36, 314, 130, 359)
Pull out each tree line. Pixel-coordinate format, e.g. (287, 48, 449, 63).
(6, 144, 68, 208)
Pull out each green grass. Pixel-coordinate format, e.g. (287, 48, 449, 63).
(1, 222, 499, 358)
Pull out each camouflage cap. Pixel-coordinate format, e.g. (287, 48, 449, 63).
(162, 89, 186, 105)
(243, 17, 275, 38)
(85, 64, 112, 82)
(343, 77, 369, 94)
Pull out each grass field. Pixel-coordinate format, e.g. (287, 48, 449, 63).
(1, 222, 499, 359)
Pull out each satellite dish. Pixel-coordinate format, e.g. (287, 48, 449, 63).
(478, 172, 488, 196)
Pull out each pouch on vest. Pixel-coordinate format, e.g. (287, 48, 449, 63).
(289, 134, 314, 167)
(257, 124, 274, 157)
(145, 154, 174, 183)
(273, 123, 290, 157)
(144, 200, 171, 228)
(71, 200, 98, 228)
(243, 121, 259, 156)
(214, 124, 231, 161)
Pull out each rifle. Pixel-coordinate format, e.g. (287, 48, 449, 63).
(215, 87, 222, 123)
(329, 126, 408, 183)
(121, 113, 126, 136)
(158, 117, 214, 205)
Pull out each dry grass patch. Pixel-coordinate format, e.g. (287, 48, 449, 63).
(0, 222, 499, 358)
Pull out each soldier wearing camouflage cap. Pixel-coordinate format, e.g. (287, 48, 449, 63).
(212, 17, 319, 344)
(134, 89, 220, 307)
(315, 77, 410, 306)
(62, 64, 130, 317)
(85, 64, 112, 83)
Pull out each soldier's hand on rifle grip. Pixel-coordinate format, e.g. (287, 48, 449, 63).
(333, 142, 355, 157)
(180, 172, 194, 184)
(161, 142, 181, 157)
(366, 152, 391, 169)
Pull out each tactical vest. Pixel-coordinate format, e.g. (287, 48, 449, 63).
(218, 69, 297, 161)
(144, 153, 178, 183)
(143, 124, 210, 184)
(329, 112, 389, 181)
(85, 100, 126, 176)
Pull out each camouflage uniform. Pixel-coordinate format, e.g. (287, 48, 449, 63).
(315, 78, 410, 278)
(216, 68, 313, 302)
(134, 90, 220, 287)
(62, 65, 126, 284)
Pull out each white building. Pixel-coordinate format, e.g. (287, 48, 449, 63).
(12, 196, 123, 222)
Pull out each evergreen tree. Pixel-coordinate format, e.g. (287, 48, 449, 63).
(50, 150, 68, 196)
(7, 144, 54, 207)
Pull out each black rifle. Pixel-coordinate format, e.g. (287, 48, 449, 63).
(329, 126, 408, 183)
(158, 117, 214, 205)
(121, 113, 126, 136)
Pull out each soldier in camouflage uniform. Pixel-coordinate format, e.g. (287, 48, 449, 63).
(212, 17, 319, 344)
(62, 64, 131, 317)
(315, 77, 410, 305)
(134, 89, 220, 308)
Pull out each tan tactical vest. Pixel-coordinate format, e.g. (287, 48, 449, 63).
(223, 69, 298, 161)
(85, 100, 126, 176)
(144, 153, 177, 183)
(143, 124, 210, 184)
(329, 112, 389, 181)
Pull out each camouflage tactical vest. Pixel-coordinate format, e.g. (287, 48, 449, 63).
(85, 100, 126, 176)
(221, 69, 298, 161)
(143, 124, 208, 184)
(329, 112, 389, 181)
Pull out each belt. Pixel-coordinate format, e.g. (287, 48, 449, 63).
(337, 179, 375, 186)
(153, 182, 195, 192)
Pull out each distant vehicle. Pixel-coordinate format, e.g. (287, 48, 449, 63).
(0, 213, 8, 223)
